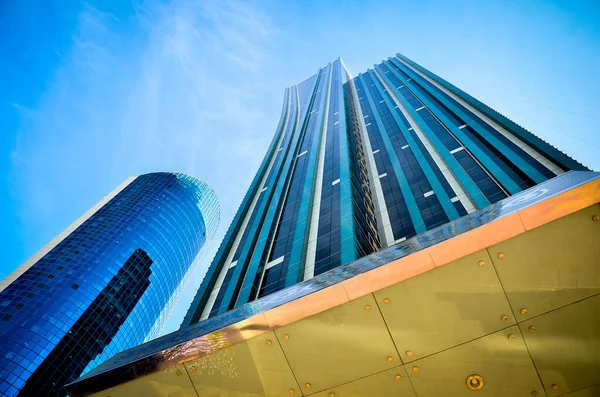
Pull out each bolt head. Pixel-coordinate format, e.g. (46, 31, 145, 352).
(266, 339, 272, 345)
(501, 315, 508, 321)
(552, 384, 559, 391)
(406, 351, 412, 357)
(289, 389, 295, 394)
(497, 252, 505, 259)
(365, 305, 371, 311)
(176, 371, 182, 376)
(412, 366, 419, 372)
(383, 297, 390, 304)
(305, 383, 311, 388)
(508, 334, 515, 340)
(395, 374, 402, 380)
(386, 356, 393, 362)
(531, 391, 538, 396)
(592, 215, 599, 221)
(478, 260, 485, 267)
(529, 326, 536, 333)
(521, 308, 528, 315)
(283, 334, 289, 340)
(466, 375, 484, 391)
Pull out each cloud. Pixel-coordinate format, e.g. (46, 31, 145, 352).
(9, 0, 279, 334)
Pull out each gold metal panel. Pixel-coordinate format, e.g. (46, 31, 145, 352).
(375, 250, 514, 361)
(185, 331, 300, 396)
(275, 295, 400, 395)
(518, 179, 600, 231)
(561, 384, 600, 397)
(309, 366, 416, 397)
(428, 213, 526, 267)
(520, 294, 600, 396)
(342, 250, 434, 301)
(490, 204, 600, 321)
(265, 283, 350, 328)
(408, 326, 544, 396)
(88, 364, 196, 397)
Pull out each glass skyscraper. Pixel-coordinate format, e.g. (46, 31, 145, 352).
(182, 54, 586, 325)
(0, 172, 219, 397)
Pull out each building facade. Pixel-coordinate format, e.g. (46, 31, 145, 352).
(0, 172, 219, 397)
(182, 53, 587, 326)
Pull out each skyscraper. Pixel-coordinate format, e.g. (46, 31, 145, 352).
(67, 54, 598, 397)
(181, 54, 586, 325)
(0, 172, 219, 397)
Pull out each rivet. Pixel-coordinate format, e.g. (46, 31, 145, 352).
(176, 371, 182, 376)
(289, 389, 295, 394)
(466, 375, 484, 391)
(520, 308, 528, 315)
(531, 391, 538, 396)
(383, 297, 390, 304)
(508, 334, 515, 340)
(386, 356, 393, 362)
(501, 315, 508, 321)
(406, 351, 412, 357)
(552, 384, 559, 391)
(478, 260, 485, 267)
(266, 339, 272, 345)
(365, 305, 371, 311)
(395, 374, 402, 380)
(191, 366, 197, 372)
(328, 393, 335, 397)
(412, 366, 419, 372)
(283, 334, 289, 340)
(529, 326, 536, 333)
(592, 215, 599, 221)
(497, 252, 505, 259)
(305, 383, 311, 388)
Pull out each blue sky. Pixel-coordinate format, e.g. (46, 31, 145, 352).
(1, 0, 599, 335)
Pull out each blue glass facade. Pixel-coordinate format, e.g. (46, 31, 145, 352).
(0, 172, 219, 397)
(182, 53, 588, 327)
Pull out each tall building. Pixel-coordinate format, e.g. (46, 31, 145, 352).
(0, 172, 219, 397)
(68, 54, 598, 397)
(181, 54, 586, 325)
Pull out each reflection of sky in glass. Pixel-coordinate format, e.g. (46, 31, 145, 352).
(0, 172, 219, 397)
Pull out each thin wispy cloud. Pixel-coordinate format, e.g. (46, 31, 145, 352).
(8, 0, 279, 334)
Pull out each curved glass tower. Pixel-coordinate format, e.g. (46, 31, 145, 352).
(0, 172, 219, 397)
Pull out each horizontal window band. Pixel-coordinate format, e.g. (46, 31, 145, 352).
(265, 256, 284, 269)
